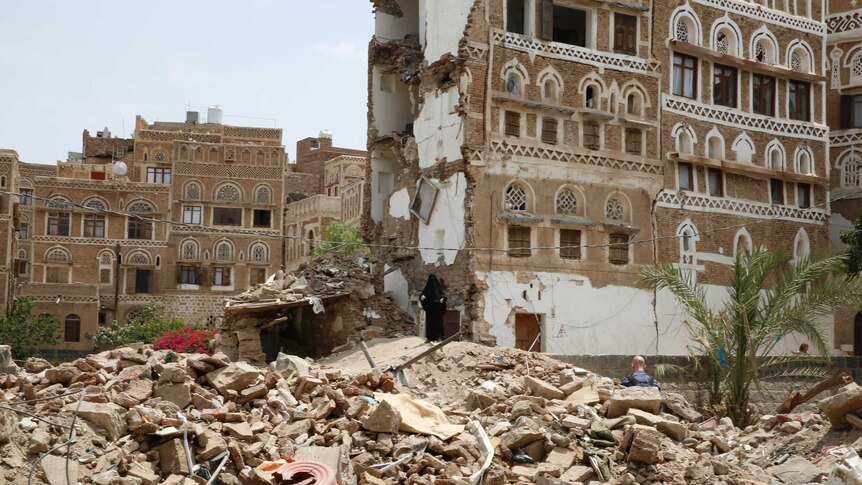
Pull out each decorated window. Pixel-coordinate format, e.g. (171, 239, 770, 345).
(605, 198, 625, 220)
(505, 184, 528, 212)
(555, 189, 578, 215)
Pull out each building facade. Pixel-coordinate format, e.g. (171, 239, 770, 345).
(367, 0, 833, 355)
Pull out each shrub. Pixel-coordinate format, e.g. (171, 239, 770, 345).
(310, 221, 368, 258)
(90, 303, 185, 352)
(0, 297, 60, 359)
(153, 327, 213, 354)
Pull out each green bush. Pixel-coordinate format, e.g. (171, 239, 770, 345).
(0, 297, 59, 359)
(90, 303, 185, 352)
(310, 221, 368, 258)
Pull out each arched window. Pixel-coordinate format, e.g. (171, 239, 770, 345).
(128, 201, 155, 213)
(677, 131, 692, 154)
(544, 80, 557, 100)
(215, 184, 241, 202)
(209, 147, 219, 162)
(185, 181, 202, 200)
(585, 85, 598, 108)
(216, 242, 232, 261)
(797, 150, 812, 174)
(678, 223, 698, 265)
(707, 136, 724, 160)
(255, 186, 271, 204)
(84, 198, 107, 211)
(605, 197, 625, 221)
(256, 150, 265, 163)
(675, 18, 690, 43)
(45, 248, 71, 263)
(98, 252, 113, 266)
(127, 202, 155, 240)
(735, 231, 752, 258)
(126, 251, 151, 266)
(154, 152, 165, 161)
(790, 51, 802, 71)
(626, 93, 642, 116)
(852, 54, 862, 84)
(794, 229, 810, 261)
(250, 243, 268, 263)
(506, 73, 522, 95)
(841, 153, 862, 187)
(47, 196, 71, 209)
(504, 184, 528, 212)
(181, 240, 199, 260)
(64, 315, 81, 343)
(715, 32, 728, 54)
(769, 147, 784, 170)
(555, 189, 578, 215)
(752, 34, 777, 64)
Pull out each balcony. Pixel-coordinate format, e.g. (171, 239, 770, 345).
(21, 282, 99, 303)
(288, 194, 341, 220)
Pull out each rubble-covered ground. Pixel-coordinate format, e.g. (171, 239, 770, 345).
(1, 337, 861, 485)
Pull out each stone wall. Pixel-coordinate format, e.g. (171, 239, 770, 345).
(552, 354, 862, 413)
(163, 294, 227, 326)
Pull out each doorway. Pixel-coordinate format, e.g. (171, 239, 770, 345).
(443, 310, 461, 339)
(515, 313, 542, 352)
(854, 312, 862, 356)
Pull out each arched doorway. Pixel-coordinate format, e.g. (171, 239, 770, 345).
(855, 312, 862, 356)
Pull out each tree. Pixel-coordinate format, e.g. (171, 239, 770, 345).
(640, 246, 862, 427)
(840, 215, 862, 275)
(0, 297, 60, 358)
(89, 303, 185, 352)
(310, 221, 368, 258)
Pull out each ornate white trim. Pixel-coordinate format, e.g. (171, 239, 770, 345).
(694, 0, 824, 34)
(830, 129, 862, 147)
(171, 226, 281, 237)
(33, 178, 170, 193)
(463, 41, 489, 62)
(494, 31, 658, 75)
(827, 10, 862, 35)
(663, 95, 828, 141)
(32, 236, 169, 247)
(174, 161, 282, 180)
(27, 296, 99, 303)
(656, 190, 827, 224)
(490, 140, 662, 175)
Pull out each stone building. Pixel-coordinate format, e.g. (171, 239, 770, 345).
(827, 0, 862, 354)
(3, 113, 290, 357)
(284, 133, 367, 269)
(366, 0, 832, 355)
(0, 150, 20, 317)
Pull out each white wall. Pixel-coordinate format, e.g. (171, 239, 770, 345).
(372, 66, 417, 136)
(422, 0, 472, 61)
(417, 172, 466, 265)
(389, 188, 410, 219)
(384, 265, 416, 320)
(375, 0, 420, 41)
(370, 150, 397, 222)
(416, 87, 464, 169)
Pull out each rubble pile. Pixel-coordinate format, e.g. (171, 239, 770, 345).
(1, 339, 861, 485)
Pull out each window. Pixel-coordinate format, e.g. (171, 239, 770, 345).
(707, 137, 723, 160)
(255, 186, 271, 204)
(672, 54, 697, 98)
(752, 74, 775, 117)
(675, 18, 690, 43)
(551, 5, 588, 47)
(19, 189, 32, 206)
(251, 244, 268, 262)
(180, 266, 199, 285)
(560, 229, 582, 260)
(506, 73, 522, 95)
(17, 260, 28, 276)
(146, 167, 171, 184)
(215, 184, 241, 202)
(678, 162, 694, 190)
(216, 242, 232, 262)
(583, 122, 600, 150)
(609, 234, 630, 265)
(625, 128, 642, 155)
(707, 168, 724, 196)
(626, 94, 641, 116)
(712, 64, 737, 107)
(183, 206, 202, 225)
(798, 151, 812, 175)
(715, 31, 729, 54)
(213, 267, 231, 286)
(181, 240, 199, 260)
(505, 184, 528, 211)
(253, 210, 272, 228)
(504, 111, 521, 137)
(606, 198, 625, 220)
(542, 118, 558, 144)
(614, 14, 637, 55)
(840, 95, 862, 129)
(508, 226, 531, 257)
(47, 212, 70, 236)
(250, 268, 267, 286)
(411, 177, 439, 222)
(788, 80, 810, 121)
(543, 80, 557, 100)
(83, 214, 106, 238)
(18, 223, 28, 240)
(185, 182, 202, 200)
(585, 85, 597, 108)
(507, 0, 526, 34)
(770, 178, 784, 204)
(797, 183, 811, 208)
(213, 208, 242, 226)
(46, 267, 69, 284)
(64, 315, 81, 343)
(127, 218, 153, 240)
(133, 269, 152, 294)
(100, 269, 111, 285)
(555, 189, 578, 215)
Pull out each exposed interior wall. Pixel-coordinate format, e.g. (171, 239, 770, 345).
(417, 172, 466, 265)
(388, 187, 411, 219)
(375, 0, 421, 41)
(422, 0, 473, 61)
(370, 150, 398, 222)
(415, 87, 464, 168)
(372, 67, 418, 136)
(383, 265, 416, 320)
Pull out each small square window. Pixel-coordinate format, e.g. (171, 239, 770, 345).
(508, 225, 531, 257)
(505, 111, 521, 137)
(542, 118, 558, 145)
(609, 234, 630, 265)
(707, 168, 723, 196)
(253, 210, 272, 228)
(583, 122, 600, 150)
(560, 229, 582, 260)
(410, 177, 439, 224)
(678, 162, 694, 191)
(625, 128, 642, 155)
(770, 178, 785, 204)
(797, 183, 811, 208)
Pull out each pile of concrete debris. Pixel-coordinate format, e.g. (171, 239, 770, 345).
(1, 339, 861, 485)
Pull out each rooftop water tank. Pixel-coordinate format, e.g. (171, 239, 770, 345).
(208, 105, 224, 124)
(319, 129, 333, 139)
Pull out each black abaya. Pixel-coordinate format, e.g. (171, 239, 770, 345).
(420, 274, 447, 341)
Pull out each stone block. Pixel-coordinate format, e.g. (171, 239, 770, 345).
(66, 402, 127, 440)
(206, 362, 259, 395)
(156, 438, 190, 475)
(362, 400, 401, 434)
(524, 376, 565, 400)
(546, 447, 577, 468)
(607, 386, 661, 418)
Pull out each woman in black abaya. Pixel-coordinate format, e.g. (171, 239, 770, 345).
(420, 274, 447, 342)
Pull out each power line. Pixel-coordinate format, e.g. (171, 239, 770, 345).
(2, 187, 860, 253)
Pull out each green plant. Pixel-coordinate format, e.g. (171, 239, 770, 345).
(89, 303, 185, 352)
(0, 297, 59, 359)
(310, 221, 368, 258)
(840, 215, 862, 276)
(641, 246, 862, 427)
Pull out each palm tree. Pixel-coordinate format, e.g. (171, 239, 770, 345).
(641, 246, 862, 427)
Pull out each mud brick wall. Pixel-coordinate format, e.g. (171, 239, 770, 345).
(163, 295, 228, 326)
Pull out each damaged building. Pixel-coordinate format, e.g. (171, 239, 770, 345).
(366, 0, 832, 355)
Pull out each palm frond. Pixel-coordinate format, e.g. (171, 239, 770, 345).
(759, 367, 831, 380)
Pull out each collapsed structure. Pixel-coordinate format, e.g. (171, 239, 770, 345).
(365, 0, 837, 356)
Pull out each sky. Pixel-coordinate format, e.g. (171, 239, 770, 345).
(0, 0, 373, 164)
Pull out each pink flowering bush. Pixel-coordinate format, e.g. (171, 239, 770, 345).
(153, 326, 213, 354)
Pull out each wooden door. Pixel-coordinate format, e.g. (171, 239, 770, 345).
(515, 314, 542, 352)
(443, 310, 461, 339)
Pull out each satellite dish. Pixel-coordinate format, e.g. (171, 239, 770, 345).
(112, 161, 128, 176)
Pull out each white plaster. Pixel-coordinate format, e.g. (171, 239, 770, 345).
(370, 151, 397, 223)
(415, 87, 464, 169)
(372, 67, 417, 136)
(375, 0, 420, 41)
(832, 212, 852, 250)
(418, 172, 466, 265)
(422, 0, 472, 61)
(384, 266, 415, 320)
(389, 188, 411, 220)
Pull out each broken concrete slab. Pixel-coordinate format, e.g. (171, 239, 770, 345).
(607, 386, 662, 418)
(66, 401, 127, 440)
(206, 362, 259, 395)
(768, 457, 824, 485)
(155, 438, 190, 475)
(524, 376, 565, 400)
(42, 454, 79, 485)
(362, 400, 401, 434)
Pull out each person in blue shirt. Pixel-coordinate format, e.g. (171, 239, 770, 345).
(621, 355, 660, 390)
